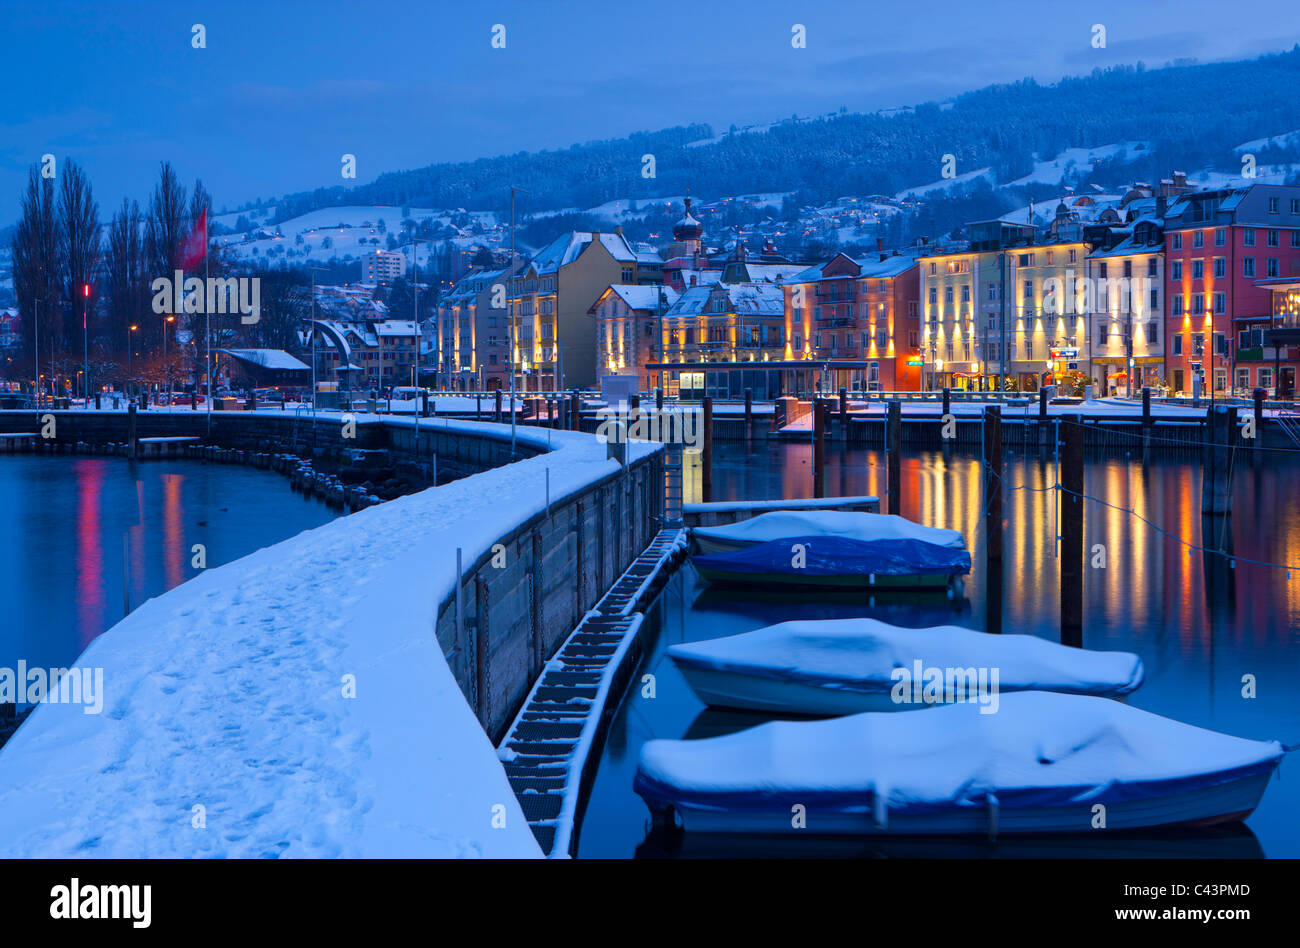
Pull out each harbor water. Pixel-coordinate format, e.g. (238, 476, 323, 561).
(577, 440, 1300, 858)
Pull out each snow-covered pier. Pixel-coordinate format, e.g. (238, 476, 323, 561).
(0, 411, 667, 857)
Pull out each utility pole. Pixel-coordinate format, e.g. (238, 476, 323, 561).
(509, 185, 530, 458)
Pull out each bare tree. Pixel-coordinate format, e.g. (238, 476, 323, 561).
(10, 165, 60, 390)
(105, 198, 148, 362)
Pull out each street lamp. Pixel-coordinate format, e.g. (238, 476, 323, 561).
(82, 283, 90, 403)
(509, 185, 530, 458)
(128, 324, 138, 393)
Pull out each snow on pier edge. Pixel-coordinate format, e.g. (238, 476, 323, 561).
(0, 418, 657, 858)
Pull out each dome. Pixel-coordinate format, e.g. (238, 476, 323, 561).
(673, 197, 703, 241)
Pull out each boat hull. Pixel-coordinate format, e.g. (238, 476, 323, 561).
(675, 664, 1131, 716)
(641, 770, 1276, 837)
(692, 564, 959, 590)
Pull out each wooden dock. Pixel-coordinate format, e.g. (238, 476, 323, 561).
(498, 527, 687, 857)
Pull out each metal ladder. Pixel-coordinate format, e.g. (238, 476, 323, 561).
(1277, 412, 1300, 448)
(662, 442, 684, 526)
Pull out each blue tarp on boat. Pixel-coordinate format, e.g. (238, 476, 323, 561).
(691, 535, 972, 579)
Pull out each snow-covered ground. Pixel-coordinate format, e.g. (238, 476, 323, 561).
(1006, 142, 1148, 188)
(0, 414, 655, 857)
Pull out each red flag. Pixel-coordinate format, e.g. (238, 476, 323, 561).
(177, 208, 207, 270)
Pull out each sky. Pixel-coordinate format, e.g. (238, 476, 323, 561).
(2, 0, 1299, 224)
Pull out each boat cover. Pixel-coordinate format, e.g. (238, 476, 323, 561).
(667, 619, 1144, 697)
(692, 536, 972, 578)
(692, 511, 966, 550)
(635, 692, 1284, 814)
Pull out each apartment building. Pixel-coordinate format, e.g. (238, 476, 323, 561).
(509, 228, 662, 391)
(436, 260, 522, 391)
(589, 284, 679, 391)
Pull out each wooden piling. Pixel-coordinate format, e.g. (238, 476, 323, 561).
(570, 390, 581, 432)
(655, 387, 663, 412)
(813, 399, 826, 499)
(702, 395, 714, 503)
(1253, 387, 1264, 449)
(494, 389, 503, 423)
(1201, 403, 1233, 515)
(887, 400, 902, 515)
(983, 405, 1002, 563)
(838, 387, 847, 436)
(1060, 415, 1084, 647)
(1038, 387, 1049, 448)
(127, 403, 138, 460)
(1141, 386, 1152, 453)
(744, 388, 753, 442)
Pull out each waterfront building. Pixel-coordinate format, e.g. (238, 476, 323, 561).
(589, 284, 680, 392)
(509, 228, 662, 391)
(783, 247, 923, 392)
(1164, 183, 1300, 396)
(1085, 214, 1166, 395)
(436, 259, 523, 391)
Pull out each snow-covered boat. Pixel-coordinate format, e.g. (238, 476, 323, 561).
(634, 692, 1286, 836)
(667, 619, 1144, 715)
(691, 511, 965, 555)
(689, 511, 969, 589)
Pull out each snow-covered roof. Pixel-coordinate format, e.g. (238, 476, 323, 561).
(593, 284, 680, 313)
(218, 348, 310, 371)
(529, 231, 662, 275)
(374, 320, 419, 337)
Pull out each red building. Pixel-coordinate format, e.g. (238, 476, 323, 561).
(1163, 184, 1300, 396)
(784, 248, 923, 392)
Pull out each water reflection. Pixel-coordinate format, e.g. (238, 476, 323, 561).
(0, 457, 338, 677)
(578, 441, 1300, 858)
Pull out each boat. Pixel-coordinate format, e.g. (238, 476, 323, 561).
(689, 511, 969, 589)
(691, 511, 964, 556)
(667, 619, 1144, 715)
(634, 692, 1286, 836)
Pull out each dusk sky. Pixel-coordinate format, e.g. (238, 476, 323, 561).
(2, 0, 1298, 222)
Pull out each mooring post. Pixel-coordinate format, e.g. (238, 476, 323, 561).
(887, 400, 902, 515)
(1253, 387, 1264, 451)
(476, 393, 482, 422)
(570, 390, 581, 432)
(655, 386, 663, 412)
(1201, 403, 1234, 516)
(942, 386, 951, 418)
(455, 547, 465, 656)
(1038, 386, 1049, 448)
(838, 387, 847, 438)
(1060, 414, 1084, 647)
(127, 402, 138, 460)
(702, 395, 714, 503)
(813, 398, 826, 499)
(984, 405, 1002, 563)
(744, 388, 753, 442)
(494, 389, 502, 423)
(1137, 385, 1150, 452)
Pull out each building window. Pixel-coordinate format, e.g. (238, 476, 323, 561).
(1268, 258, 1280, 278)
(1099, 262, 1108, 278)
(1244, 228, 1256, 247)
(1171, 261, 1182, 280)
(987, 284, 999, 301)
(908, 330, 918, 347)
(1261, 367, 1275, 390)
(1193, 260, 1204, 279)
(1173, 335, 1182, 356)
(1293, 232, 1300, 248)
(1146, 321, 1157, 343)
(929, 262, 937, 275)
(1244, 257, 1256, 277)
(1099, 324, 1109, 345)
(1214, 257, 1225, 278)
(1193, 295, 1205, 315)
(1269, 197, 1280, 214)
(1268, 229, 1280, 248)
(1019, 253, 1035, 266)
(877, 328, 888, 348)
(793, 333, 802, 352)
(1172, 234, 1183, 250)
(1046, 251, 1054, 265)
(1193, 231, 1204, 249)
(1215, 229, 1226, 246)
(929, 287, 938, 304)
(1172, 296, 1184, 316)
(1214, 292, 1226, 314)
(1068, 249, 1077, 263)
(1150, 287, 1158, 309)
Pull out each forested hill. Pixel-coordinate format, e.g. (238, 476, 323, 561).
(270, 47, 1300, 224)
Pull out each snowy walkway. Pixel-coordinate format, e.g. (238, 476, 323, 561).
(0, 418, 654, 858)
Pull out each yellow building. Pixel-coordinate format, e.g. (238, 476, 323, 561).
(919, 220, 1091, 391)
(509, 229, 662, 391)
